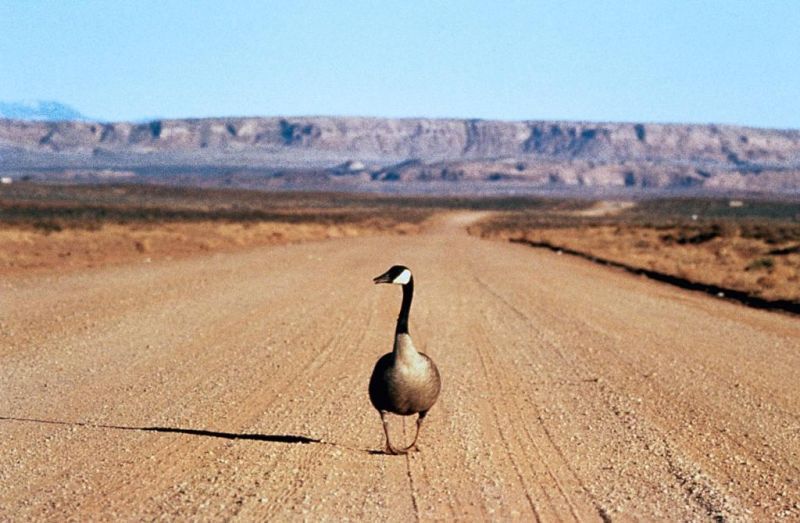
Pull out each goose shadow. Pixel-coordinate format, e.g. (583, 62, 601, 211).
(0, 415, 376, 454)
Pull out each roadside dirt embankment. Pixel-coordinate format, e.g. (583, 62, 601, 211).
(472, 200, 800, 303)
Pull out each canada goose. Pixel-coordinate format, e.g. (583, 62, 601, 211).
(369, 265, 441, 455)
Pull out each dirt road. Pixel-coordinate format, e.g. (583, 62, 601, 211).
(2, 213, 799, 521)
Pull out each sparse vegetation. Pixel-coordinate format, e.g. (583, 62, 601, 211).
(0, 183, 439, 274)
(474, 198, 800, 303)
(746, 257, 775, 271)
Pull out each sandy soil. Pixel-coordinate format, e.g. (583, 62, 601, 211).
(0, 219, 422, 276)
(1, 213, 799, 520)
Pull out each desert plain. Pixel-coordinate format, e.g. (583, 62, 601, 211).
(1, 184, 799, 520)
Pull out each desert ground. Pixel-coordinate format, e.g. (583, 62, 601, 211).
(474, 198, 800, 304)
(0, 184, 432, 275)
(1, 203, 799, 521)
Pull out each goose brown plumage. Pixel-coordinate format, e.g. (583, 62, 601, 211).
(369, 265, 441, 455)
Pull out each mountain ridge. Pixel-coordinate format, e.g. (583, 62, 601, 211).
(1, 116, 799, 193)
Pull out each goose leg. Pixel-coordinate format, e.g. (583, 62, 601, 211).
(380, 411, 403, 455)
(402, 410, 428, 452)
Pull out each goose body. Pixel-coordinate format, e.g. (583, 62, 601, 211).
(369, 334, 440, 415)
(370, 265, 441, 454)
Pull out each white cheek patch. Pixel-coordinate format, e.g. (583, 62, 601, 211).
(393, 269, 411, 285)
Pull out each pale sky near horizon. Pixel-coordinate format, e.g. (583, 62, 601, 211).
(1, 1, 798, 128)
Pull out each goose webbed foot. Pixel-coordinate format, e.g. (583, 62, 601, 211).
(385, 444, 407, 455)
(380, 410, 428, 455)
(399, 439, 419, 453)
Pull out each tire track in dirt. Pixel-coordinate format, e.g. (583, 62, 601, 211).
(135, 260, 416, 520)
(113, 270, 392, 519)
(418, 241, 545, 520)
(471, 261, 744, 519)
(573, 306, 800, 479)
(468, 259, 609, 506)
(258, 293, 374, 519)
(467, 244, 793, 520)
(400, 267, 490, 520)
(2, 245, 376, 519)
(520, 279, 798, 519)
(469, 273, 598, 521)
(3, 279, 327, 516)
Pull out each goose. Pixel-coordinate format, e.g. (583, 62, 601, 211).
(369, 265, 441, 455)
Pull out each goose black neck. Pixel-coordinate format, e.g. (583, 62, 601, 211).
(395, 277, 414, 335)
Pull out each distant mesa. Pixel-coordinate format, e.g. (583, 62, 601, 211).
(0, 114, 798, 194)
(0, 100, 88, 122)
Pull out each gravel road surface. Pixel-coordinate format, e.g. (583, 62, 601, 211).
(2, 214, 799, 520)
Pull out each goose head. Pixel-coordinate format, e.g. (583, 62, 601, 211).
(373, 265, 412, 285)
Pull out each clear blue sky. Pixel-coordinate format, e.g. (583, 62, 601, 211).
(1, 0, 798, 128)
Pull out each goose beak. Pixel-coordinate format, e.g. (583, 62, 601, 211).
(373, 271, 392, 284)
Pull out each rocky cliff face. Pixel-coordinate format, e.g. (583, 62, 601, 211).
(1, 117, 799, 192)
